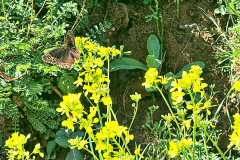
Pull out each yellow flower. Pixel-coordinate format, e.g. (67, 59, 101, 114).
(168, 140, 179, 158)
(95, 140, 107, 151)
(97, 46, 110, 57)
(158, 75, 170, 85)
(110, 48, 122, 56)
(192, 78, 208, 98)
(62, 116, 76, 132)
(84, 41, 96, 52)
(182, 119, 192, 130)
(5, 132, 43, 159)
(95, 57, 104, 67)
(161, 113, 173, 124)
(142, 68, 158, 88)
(74, 76, 84, 87)
(102, 96, 112, 106)
(201, 100, 216, 115)
(32, 143, 44, 158)
(124, 131, 134, 144)
(232, 81, 240, 91)
(228, 130, 240, 149)
(90, 93, 101, 103)
(130, 92, 141, 102)
(68, 137, 88, 150)
(171, 87, 185, 105)
(134, 145, 144, 158)
(181, 138, 193, 147)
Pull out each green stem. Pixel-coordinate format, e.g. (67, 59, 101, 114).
(159, 12, 164, 56)
(154, 0, 160, 39)
(188, 89, 196, 160)
(223, 145, 232, 156)
(83, 147, 99, 160)
(129, 102, 138, 131)
(88, 137, 96, 160)
(167, 125, 171, 141)
(110, 105, 117, 121)
(26, 0, 34, 40)
(1, 0, 6, 19)
(201, 131, 209, 160)
(203, 129, 225, 160)
(155, 85, 183, 136)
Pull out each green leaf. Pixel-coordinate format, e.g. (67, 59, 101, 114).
(56, 128, 72, 137)
(110, 58, 148, 72)
(58, 76, 76, 95)
(214, 5, 228, 15)
(66, 149, 83, 160)
(145, 86, 156, 92)
(70, 131, 85, 139)
(66, 14, 71, 18)
(55, 136, 69, 148)
(175, 61, 205, 77)
(147, 35, 160, 59)
(146, 55, 161, 68)
(46, 140, 57, 156)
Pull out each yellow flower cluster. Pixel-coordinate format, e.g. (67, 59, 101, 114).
(142, 68, 169, 88)
(56, 93, 98, 132)
(130, 92, 141, 102)
(5, 132, 44, 160)
(56, 37, 144, 159)
(232, 80, 240, 91)
(170, 65, 208, 105)
(74, 37, 122, 105)
(168, 138, 193, 158)
(95, 121, 134, 159)
(228, 113, 240, 150)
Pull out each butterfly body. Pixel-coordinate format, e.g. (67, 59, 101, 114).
(42, 31, 80, 69)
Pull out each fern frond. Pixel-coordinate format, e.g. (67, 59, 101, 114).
(27, 115, 46, 133)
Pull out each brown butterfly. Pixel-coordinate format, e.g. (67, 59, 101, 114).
(42, 30, 80, 69)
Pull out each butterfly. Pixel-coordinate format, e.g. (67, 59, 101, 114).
(42, 30, 80, 69)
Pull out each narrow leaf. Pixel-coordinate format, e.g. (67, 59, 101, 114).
(110, 58, 148, 72)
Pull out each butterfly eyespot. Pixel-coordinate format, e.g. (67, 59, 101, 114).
(46, 54, 52, 60)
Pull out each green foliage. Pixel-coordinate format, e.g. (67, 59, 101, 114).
(110, 34, 161, 73)
(58, 75, 76, 95)
(147, 35, 161, 59)
(145, 6, 159, 22)
(214, 0, 240, 15)
(45, 128, 84, 160)
(0, 0, 82, 141)
(85, 21, 112, 43)
(203, 1, 240, 79)
(110, 58, 148, 72)
(163, 61, 205, 106)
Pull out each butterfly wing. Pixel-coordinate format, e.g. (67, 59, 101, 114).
(66, 30, 76, 47)
(42, 47, 66, 64)
(42, 31, 80, 69)
(69, 47, 80, 60)
(59, 48, 76, 69)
